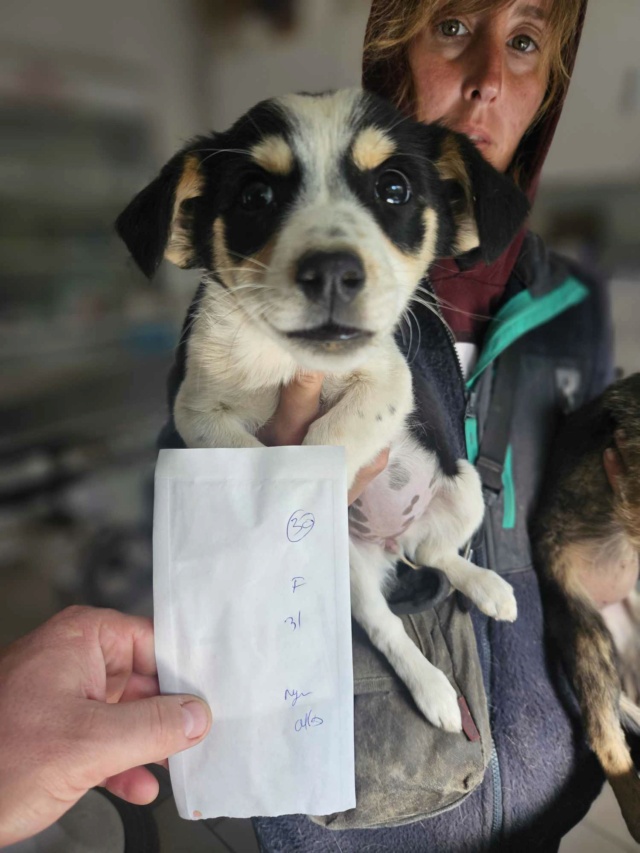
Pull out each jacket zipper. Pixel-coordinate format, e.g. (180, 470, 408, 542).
(421, 277, 466, 388)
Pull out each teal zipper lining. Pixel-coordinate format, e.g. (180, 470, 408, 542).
(463, 276, 589, 528)
(465, 414, 480, 466)
(501, 445, 516, 529)
(465, 276, 589, 392)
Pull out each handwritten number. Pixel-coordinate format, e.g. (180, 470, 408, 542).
(287, 510, 315, 543)
(284, 611, 301, 631)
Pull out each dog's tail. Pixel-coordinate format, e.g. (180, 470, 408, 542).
(535, 536, 640, 842)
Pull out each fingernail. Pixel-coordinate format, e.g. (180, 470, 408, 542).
(181, 700, 210, 739)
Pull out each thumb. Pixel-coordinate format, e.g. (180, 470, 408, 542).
(82, 694, 211, 785)
(259, 370, 324, 446)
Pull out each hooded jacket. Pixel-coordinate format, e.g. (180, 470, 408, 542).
(252, 1, 617, 850)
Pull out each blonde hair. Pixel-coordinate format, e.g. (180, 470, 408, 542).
(363, 0, 584, 146)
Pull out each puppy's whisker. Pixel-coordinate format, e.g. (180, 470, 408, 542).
(228, 251, 271, 271)
(209, 279, 275, 293)
(175, 314, 199, 353)
(409, 294, 455, 340)
(224, 300, 275, 372)
(394, 149, 437, 168)
(398, 310, 413, 363)
(405, 307, 422, 365)
(400, 307, 421, 366)
(414, 285, 491, 322)
(196, 147, 252, 166)
(387, 112, 415, 133)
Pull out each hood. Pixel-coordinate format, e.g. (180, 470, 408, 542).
(361, 0, 589, 325)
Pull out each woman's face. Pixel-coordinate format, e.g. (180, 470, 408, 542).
(408, 1, 550, 172)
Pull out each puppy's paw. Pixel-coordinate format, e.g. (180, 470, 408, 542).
(412, 666, 462, 733)
(464, 569, 517, 622)
(302, 423, 361, 489)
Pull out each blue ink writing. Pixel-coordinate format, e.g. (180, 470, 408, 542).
(284, 688, 312, 707)
(291, 576, 306, 593)
(284, 611, 301, 631)
(287, 510, 315, 543)
(294, 709, 324, 732)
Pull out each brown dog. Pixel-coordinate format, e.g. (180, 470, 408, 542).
(533, 372, 640, 842)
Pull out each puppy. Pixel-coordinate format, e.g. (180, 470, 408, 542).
(117, 89, 528, 733)
(533, 372, 640, 842)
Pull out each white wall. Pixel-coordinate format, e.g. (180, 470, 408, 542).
(1, 0, 202, 160)
(542, 0, 640, 184)
(203, 0, 370, 130)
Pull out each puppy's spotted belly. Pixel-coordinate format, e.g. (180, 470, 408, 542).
(349, 434, 439, 552)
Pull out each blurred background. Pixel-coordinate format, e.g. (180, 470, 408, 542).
(0, 1, 638, 850)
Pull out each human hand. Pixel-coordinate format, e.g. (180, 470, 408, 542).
(0, 606, 212, 847)
(256, 370, 389, 504)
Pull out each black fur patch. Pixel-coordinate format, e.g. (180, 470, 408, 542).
(408, 365, 459, 478)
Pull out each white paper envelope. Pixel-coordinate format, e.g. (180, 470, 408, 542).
(153, 447, 355, 820)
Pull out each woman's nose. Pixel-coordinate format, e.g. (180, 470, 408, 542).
(461, 39, 504, 103)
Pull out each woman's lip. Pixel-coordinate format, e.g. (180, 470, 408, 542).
(457, 126, 493, 146)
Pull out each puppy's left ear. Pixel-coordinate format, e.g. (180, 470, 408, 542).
(115, 148, 204, 278)
(435, 129, 530, 265)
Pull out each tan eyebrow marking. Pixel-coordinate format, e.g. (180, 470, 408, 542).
(249, 136, 294, 175)
(351, 127, 397, 172)
(165, 154, 203, 267)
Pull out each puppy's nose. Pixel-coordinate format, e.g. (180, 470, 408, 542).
(295, 251, 365, 305)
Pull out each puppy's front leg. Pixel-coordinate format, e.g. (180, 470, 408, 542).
(350, 540, 462, 731)
(175, 390, 263, 450)
(302, 348, 412, 487)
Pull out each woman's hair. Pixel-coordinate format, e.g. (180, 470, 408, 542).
(363, 0, 584, 139)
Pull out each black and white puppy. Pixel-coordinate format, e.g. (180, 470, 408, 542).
(117, 89, 528, 732)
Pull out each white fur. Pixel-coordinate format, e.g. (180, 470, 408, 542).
(173, 91, 516, 731)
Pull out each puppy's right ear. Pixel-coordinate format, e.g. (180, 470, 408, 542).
(115, 150, 203, 278)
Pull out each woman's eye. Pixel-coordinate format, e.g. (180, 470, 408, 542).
(375, 170, 412, 206)
(239, 181, 274, 211)
(510, 34, 538, 53)
(438, 19, 469, 38)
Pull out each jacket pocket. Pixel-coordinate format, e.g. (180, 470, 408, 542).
(310, 595, 491, 830)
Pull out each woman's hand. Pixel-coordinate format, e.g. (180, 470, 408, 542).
(256, 371, 389, 504)
(0, 607, 212, 847)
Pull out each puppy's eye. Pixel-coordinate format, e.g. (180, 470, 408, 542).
(239, 181, 274, 211)
(375, 170, 412, 205)
(180, 197, 198, 215)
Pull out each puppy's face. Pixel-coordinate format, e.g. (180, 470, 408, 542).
(117, 89, 528, 370)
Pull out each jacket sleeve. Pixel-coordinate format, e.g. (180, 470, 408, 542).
(565, 257, 616, 402)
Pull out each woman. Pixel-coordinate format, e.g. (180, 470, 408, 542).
(253, 0, 628, 850)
